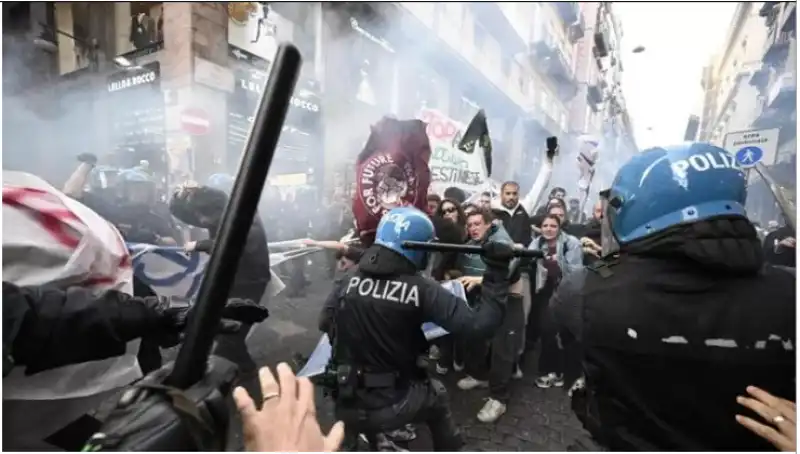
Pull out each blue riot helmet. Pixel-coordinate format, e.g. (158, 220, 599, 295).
(606, 142, 748, 246)
(117, 168, 155, 204)
(374, 207, 436, 269)
(87, 166, 120, 192)
(207, 173, 235, 193)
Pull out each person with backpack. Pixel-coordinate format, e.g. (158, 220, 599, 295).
(525, 213, 583, 388)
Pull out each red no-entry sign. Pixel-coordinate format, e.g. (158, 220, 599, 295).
(180, 108, 211, 136)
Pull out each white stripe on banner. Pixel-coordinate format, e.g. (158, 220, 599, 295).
(297, 280, 467, 378)
(127, 240, 321, 301)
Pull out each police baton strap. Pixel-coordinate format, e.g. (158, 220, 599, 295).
(401, 241, 544, 259)
(168, 43, 302, 389)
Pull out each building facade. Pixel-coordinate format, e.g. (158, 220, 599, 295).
(566, 2, 638, 192)
(3, 1, 640, 199)
(695, 1, 796, 223)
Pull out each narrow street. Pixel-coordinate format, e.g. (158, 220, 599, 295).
(244, 279, 591, 451)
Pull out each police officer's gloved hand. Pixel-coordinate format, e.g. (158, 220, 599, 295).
(145, 297, 268, 347)
(482, 241, 515, 269)
(77, 152, 98, 166)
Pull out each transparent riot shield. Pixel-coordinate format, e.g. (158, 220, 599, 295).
(752, 162, 796, 233)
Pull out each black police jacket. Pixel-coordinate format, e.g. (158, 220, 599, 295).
(204, 216, 270, 304)
(3, 282, 159, 376)
(77, 192, 180, 244)
(319, 245, 508, 379)
(170, 186, 270, 304)
(552, 217, 796, 451)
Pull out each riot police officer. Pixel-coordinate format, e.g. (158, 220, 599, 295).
(113, 169, 181, 245)
(319, 206, 514, 451)
(553, 143, 796, 451)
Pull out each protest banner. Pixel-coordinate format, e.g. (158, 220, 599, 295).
(418, 108, 488, 196)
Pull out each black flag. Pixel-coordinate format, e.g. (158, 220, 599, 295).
(457, 108, 493, 177)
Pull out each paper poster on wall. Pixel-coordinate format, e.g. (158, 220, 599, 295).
(417, 108, 488, 196)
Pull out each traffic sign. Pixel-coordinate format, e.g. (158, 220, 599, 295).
(180, 108, 211, 136)
(734, 146, 764, 168)
(723, 128, 779, 168)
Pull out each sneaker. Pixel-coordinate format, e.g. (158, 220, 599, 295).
(457, 376, 489, 391)
(568, 377, 586, 397)
(477, 398, 507, 423)
(453, 361, 465, 372)
(535, 372, 565, 388)
(435, 363, 449, 375)
(429, 345, 441, 361)
(512, 363, 523, 380)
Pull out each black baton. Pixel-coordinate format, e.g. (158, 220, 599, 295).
(167, 43, 302, 389)
(402, 241, 544, 258)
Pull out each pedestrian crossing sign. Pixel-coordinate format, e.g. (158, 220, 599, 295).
(723, 128, 780, 168)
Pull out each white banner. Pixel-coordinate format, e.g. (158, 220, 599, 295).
(127, 243, 332, 302)
(2, 171, 140, 403)
(418, 108, 489, 196)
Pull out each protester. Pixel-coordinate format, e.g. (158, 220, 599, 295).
(170, 181, 271, 401)
(525, 213, 582, 387)
(531, 197, 567, 234)
(576, 200, 604, 265)
(478, 191, 492, 210)
(234, 363, 345, 452)
(491, 181, 535, 247)
(430, 199, 468, 281)
(3, 282, 266, 376)
(443, 186, 467, 205)
(453, 209, 525, 423)
(567, 197, 586, 224)
(426, 193, 442, 215)
(435, 198, 467, 227)
(544, 200, 583, 238)
(534, 187, 567, 216)
(553, 143, 796, 451)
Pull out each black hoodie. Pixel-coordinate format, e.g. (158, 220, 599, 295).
(553, 216, 796, 451)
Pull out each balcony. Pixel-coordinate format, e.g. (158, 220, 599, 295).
(766, 71, 797, 109)
(555, 2, 579, 25)
(593, 26, 610, 58)
(587, 84, 603, 112)
(528, 38, 577, 101)
(749, 65, 774, 90)
(762, 28, 792, 67)
(568, 11, 586, 44)
(780, 2, 796, 33)
(468, 3, 527, 55)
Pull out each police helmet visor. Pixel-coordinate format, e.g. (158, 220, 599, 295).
(600, 189, 620, 256)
